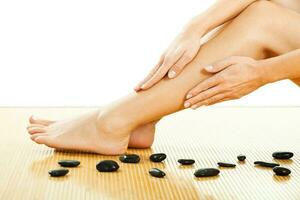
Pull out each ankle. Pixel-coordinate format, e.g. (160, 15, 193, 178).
(96, 108, 136, 135)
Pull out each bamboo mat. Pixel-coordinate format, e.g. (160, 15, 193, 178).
(0, 107, 300, 200)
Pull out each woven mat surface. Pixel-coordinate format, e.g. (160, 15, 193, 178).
(0, 107, 299, 200)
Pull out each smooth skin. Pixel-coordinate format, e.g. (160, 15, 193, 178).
(135, 0, 260, 91)
(136, 0, 300, 109)
(28, 116, 157, 149)
(185, 50, 300, 108)
(27, 1, 300, 154)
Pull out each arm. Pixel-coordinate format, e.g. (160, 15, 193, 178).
(184, 49, 300, 108)
(261, 49, 300, 84)
(187, 0, 260, 35)
(136, 0, 260, 91)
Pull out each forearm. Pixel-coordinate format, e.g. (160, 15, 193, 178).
(259, 49, 300, 84)
(185, 0, 259, 35)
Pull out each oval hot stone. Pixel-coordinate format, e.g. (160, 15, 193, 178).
(58, 160, 80, 167)
(149, 153, 167, 162)
(49, 169, 69, 177)
(178, 159, 195, 165)
(237, 154, 246, 161)
(272, 151, 294, 159)
(273, 166, 291, 176)
(217, 162, 236, 167)
(96, 160, 119, 172)
(119, 154, 140, 163)
(254, 161, 280, 168)
(149, 168, 166, 178)
(194, 168, 220, 177)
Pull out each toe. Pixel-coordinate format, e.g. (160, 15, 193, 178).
(34, 135, 55, 147)
(29, 116, 55, 126)
(30, 133, 48, 141)
(27, 126, 47, 134)
(27, 124, 46, 130)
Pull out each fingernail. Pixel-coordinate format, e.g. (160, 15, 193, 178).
(168, 70, 176, 78)
(205, 65, 213, 71)
(141, 84, 146, 89)
(186, 94, 193, 99)
(191, 105, 198, 109)
(184, 102, 191, 108)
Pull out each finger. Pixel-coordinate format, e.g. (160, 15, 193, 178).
(140, 66, 170, 90)
(134, 64, 160, 91)
(184, 85, 222, 108)
(186, 75, 222, 99)
(190, 92, 228, 109)
(134, 60, 163, 91)
(141, 49, 184, 89)
(205, 57, 236, 73)
(134, 55, 164, 91)
(168, 52, 194, 79)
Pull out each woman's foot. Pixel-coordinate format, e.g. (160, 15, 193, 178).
(27, 110, 156, 154)
(129, 121, 157, 148)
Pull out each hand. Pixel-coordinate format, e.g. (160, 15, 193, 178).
(184, 56, 266, 109)
(135, 29, 203, 91)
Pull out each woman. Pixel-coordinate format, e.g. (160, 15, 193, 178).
(27, 0, 300, 155)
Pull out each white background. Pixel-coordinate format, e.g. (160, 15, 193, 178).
(0, 0, 299, 106)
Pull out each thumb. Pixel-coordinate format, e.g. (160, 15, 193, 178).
(205, 57, 236, 73)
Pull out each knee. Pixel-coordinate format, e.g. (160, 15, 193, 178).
(241, 0, 287, 27)
(219, 1, 293, 56)
(234, 1, 281, 37)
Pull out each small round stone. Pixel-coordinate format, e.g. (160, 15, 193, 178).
(48, 169, 69, 177)
(96, 160, 119, 172)
(149, 153, 167, 162)
(217, 162, 236, 167)
(272, 151, 294, 159)
(254, 161, 280, 168)
(237, 154, 246, 161)
(194, 168, 220, 177)
(273, 166, 291, 176)
(178, 159, 195, 165)
(149, 168, 166, 178)
(119, 154, 140, 163)
(58, 160, 80, 167)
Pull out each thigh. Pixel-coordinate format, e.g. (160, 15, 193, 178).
(266, 4, 300, 85)
(265, 5, 300, 54)
(216, 1, 300, 85)
(234, 1, 300, 55)
(194, 1, 300, 62)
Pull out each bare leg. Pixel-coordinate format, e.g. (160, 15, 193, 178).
(27, 1, 300, 154)
(98, 1, 300, 127)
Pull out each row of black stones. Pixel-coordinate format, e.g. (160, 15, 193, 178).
(48, 151, 293, 177)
